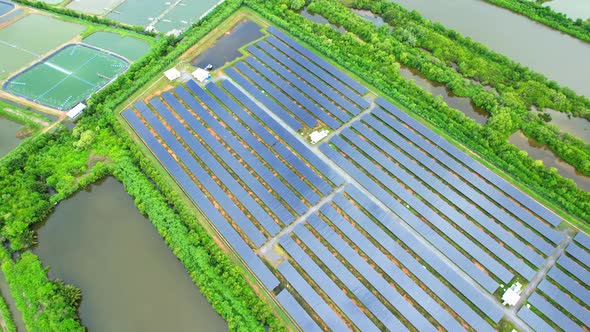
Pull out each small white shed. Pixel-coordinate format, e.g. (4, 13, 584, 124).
(164, 67, 181, 81)
(67, 103, 86, 120)
(192, 68, 210, 82)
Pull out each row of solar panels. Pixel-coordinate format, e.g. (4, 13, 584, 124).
(517, 234, 590, 331)
(364, 110, 559, 254)
(125, 80, 348, 248)
(123, 107, 280, 290)
(223, 27, 372, 132)
(322, 131, 500, 291)
(347, 111, 562, 277)
(267, 26, 369, 97)
(346, 121, 544, 280)
(276, 187, 503, 331)
(374, 97, 562, 227)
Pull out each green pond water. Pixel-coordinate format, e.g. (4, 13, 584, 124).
(34, 177, 227, 332)
(82, 31, 150, 61)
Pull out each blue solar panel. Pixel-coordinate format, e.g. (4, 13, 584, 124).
(375, 97, 562, 227)
(362, 115, 555, 258)
(122, 109, 279, 290)
(566, 243, 590, 269)
(278, 261, 351, 331)
(318, 143, 499, 292)
(136, 101, 268, 246)
(221, 78, 342, 187)
(575, 232, 590, 251)
(248, 47, 350, 129)
(369, 108, 563, 247)
(225, 66, 303, 131)
(333, 193, 495, 330)
(330, 135, 515, 282)
(276, 290, 321, 332)
(517, 306, 555, 332)
(172, 87, 295, 224)
(307, 215, 437, 331)
(265, 36, 370, 110)
(279, 237, 379, 331)
(243, 57, 321, 128)
(245, 54, 342, 129)
(273, 143, 332, 196)
(548, 267, 590, 305)
(183, 82, 308, 217)
(557, 255, 590, 286)
(268, 26, 369, 96)
(292, 224, 407, 331)
(204, 81, 320, 206)
(251, 44, 354, 122)
(528, 293, 582, 332)
(349, 122, 543, 271)
(150, 97, 281, 237)
(538, 279, 590, 327)
(343, 186, 504, 322)
(235, 61, 317, 128)
(204, 81, 277, 146)
(320, 203, 466, 331)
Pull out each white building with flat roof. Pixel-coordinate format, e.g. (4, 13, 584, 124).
(67, 103, 86, 120)
(164, 67, 181, 81)
(192, 68, 210, 82)
(309, 130, 330, 144)
(502, 282, 522, 306)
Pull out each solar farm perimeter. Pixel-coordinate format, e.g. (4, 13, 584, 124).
(123, 26, 590, 331)
(4, 44, 128, 110)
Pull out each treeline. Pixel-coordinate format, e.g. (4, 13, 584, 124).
(483, 0, 590, 43)
(311, 0, 590, 178)
(0, 249, 83, 332)
(0, 0, 286, 330)
(11, 0, 156, 36)
(243, 0, 590, 221)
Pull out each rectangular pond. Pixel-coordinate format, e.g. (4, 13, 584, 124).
(0, 14, 85, 78)
(33, 177, 227, 332)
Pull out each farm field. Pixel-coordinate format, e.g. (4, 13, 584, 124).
(122, 23, 589, 331)
(0, 14, 85, 78)
(82, 31, 150, 61)
(4, 44, 128, 110)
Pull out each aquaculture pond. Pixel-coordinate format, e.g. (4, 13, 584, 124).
(34, 177, 227, 332)
(191, 19, 263, 69)
(399, 66, 489, 124)
(509, 131, 590, 192)
(0, 116, 23, 157)
(390, 0, 590, 98)
(82, 31, 151, 61)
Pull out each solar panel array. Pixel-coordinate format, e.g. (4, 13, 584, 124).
(518, 237, 590, 331)
(121, 25, 576, 331)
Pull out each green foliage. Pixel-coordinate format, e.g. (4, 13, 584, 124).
(483, 0, 590, 43)
(243, 0, 590, 220)
(0, 290, 17, 332)
(0, 250, 84, 332)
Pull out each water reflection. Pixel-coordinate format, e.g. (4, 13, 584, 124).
(399, 66, 489, 124)
(352, 9, 386, 28)
(300, 7, 347, 34)
(533, 107, 590, 144)
(34, 177, 227, 332)
(192, 20, 263, 69)
(509, 131, 590, 191)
